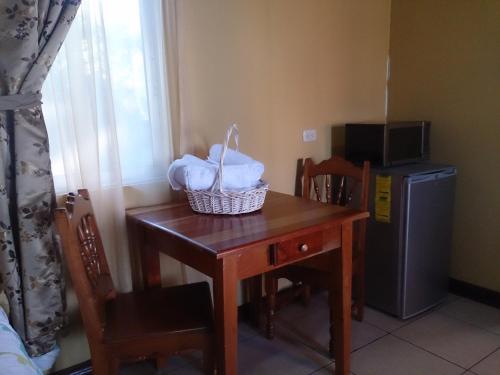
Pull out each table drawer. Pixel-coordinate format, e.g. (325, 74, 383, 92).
(272, 231, 324, 265)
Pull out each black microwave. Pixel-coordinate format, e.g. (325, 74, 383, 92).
(344, 121, 430, 167)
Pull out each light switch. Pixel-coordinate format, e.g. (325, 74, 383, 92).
(303, 129, 317, 142)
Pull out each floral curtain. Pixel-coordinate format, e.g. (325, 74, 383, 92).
(0, 0, 81, 356)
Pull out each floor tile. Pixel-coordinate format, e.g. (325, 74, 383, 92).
(122, 325, 329, 374)
(276, 301, 387, 356)
(471, 348, 500, 375)
(166, 327, 332, 374)
(239, 321, 261, 341)
(393, 312, 500, 368)
(309, 363, 354, 374)
(276, 291, 329, 321)
(438, 299, 500, 335)
(120, 295, 499, 375)
(236, 330, 331, 374)
(350, 335, 463, 375)
(443, 294, 462, 304)
(363, 306, 409, 332)
(363, 300, 450, 334)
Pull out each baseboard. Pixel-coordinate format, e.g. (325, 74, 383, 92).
(449, 278, 500, 309)
(51, 360, 91, 375)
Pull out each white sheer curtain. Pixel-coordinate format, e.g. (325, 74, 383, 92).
(42, 0, 173, 291)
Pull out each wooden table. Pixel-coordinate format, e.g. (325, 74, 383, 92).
(126, 191, 369, 374)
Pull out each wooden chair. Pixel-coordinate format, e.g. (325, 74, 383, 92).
(264, 156, 370, 356)
(55, 189, 214, 375)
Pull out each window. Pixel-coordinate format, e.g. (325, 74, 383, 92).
(42, 0, 172, 193)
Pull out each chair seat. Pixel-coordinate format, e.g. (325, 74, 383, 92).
(104, 282, 213, 344)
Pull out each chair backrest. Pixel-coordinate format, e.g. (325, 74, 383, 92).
(297, 157, 370, 255)
(297, 156, 370, 211)
(55, 189, 116, 341)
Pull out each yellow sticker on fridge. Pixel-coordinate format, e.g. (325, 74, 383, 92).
(375, 175, 391, 223)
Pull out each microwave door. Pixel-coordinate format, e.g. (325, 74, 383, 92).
(386, 125, 424, 166)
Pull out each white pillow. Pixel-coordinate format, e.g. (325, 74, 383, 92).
(0, 308, 42, 375)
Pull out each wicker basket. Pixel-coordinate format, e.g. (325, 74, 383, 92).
(185, 124, 269, 215)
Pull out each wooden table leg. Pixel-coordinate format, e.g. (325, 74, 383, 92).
(141, 231, 161, 288)
(248, 274, 262, 329)
(332, 222, 353, 375)
(213, 256, 238, 375)
(126, 217, 144, 291)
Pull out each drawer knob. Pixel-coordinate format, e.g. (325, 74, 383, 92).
(299, 243, 309, 252)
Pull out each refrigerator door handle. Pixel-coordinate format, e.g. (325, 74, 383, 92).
(407, 168, 456, 183)
(436, 169, 457, 178)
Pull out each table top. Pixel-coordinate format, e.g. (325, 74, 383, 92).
(126, 191, 368, 257)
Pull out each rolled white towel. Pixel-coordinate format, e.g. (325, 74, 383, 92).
(208, 144, 255, 165)
(218, 163, 264, 190)
(168, 150, 265, 191)
(208, 144, 265, 186)
(168, 155, 217, 191)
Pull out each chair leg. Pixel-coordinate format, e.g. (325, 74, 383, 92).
(90, 357, 108, 375)
(249, 275, 263, 329)
(265, 274, 278, 340)
(90, 346, 116, 375)
(203, 345, 215, 375)
(301, 284, 311, 306)
(108, 358, 120, 374)
(92, 357, 118, 375)
(352, 297, 364, 321)
(352, 255, 365, 321)
(328, 291, 335, 358)
(156, 355, 168, 369)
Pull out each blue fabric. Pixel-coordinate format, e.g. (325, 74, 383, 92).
(0, 308, 42, 375)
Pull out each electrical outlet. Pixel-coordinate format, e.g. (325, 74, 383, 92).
(303, 129, 317, 142)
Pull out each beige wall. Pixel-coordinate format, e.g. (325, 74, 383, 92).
(174, 0, 391, 339)
(388, 0, 500, 291)
(177, 0, 391, 194)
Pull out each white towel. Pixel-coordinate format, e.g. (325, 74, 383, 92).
(208, 144, 265, 189)
(216, 163, 264, 190)
(208, 144, 256, 165)
(168, 155, 217, 191)
(168, 149, 265, 191)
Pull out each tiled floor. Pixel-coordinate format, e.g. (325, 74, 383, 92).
(121, 293, 500, 375)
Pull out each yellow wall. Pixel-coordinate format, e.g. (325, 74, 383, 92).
(388, 0, 500, 291)
(177, 0, 391, 194)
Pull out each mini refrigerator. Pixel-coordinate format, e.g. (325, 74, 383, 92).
(365, 163, 457, 319)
